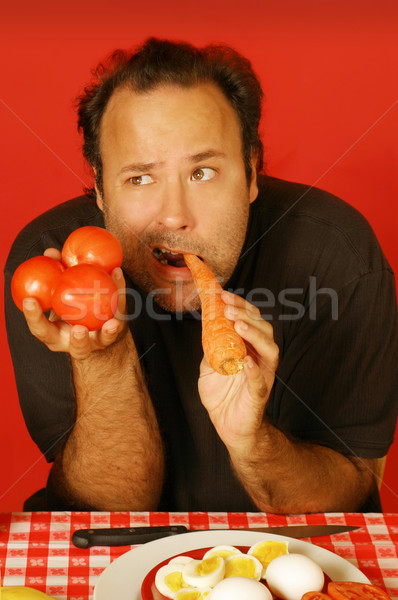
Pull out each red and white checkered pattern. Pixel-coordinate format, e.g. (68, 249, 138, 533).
(0, 512, 397, 599)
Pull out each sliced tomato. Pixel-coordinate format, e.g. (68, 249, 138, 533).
(328, 582, 391, 600)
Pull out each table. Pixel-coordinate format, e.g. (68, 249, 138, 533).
(1, 512, 398, 599)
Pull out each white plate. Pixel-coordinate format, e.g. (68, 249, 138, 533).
(93, 530, 369, 600)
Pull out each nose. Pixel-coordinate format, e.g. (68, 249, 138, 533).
(156, 179, 194, 232)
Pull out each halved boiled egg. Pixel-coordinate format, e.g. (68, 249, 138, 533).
(224, 553, 263, 580)
(208, 576, 273, 600)
(265, 553, 324, 600)
(175, 586, 211, 599)
(203, 545, 242, 560)
(169, 556, 196, 566)
(248, 539, 289, 578)
(182, 556, 225, 588)
(155, 562, 188, 599)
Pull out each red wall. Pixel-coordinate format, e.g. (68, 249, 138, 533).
(1, 0, 397, 511)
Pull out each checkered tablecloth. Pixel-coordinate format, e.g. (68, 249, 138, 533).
(0, 512, 397, 599)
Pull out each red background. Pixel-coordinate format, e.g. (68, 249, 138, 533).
(1, 0, 397, 512)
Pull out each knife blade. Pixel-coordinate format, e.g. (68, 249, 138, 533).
(71, 523, 359, 548)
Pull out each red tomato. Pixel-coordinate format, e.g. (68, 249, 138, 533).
(328, 582, 391, 600)
(11, 256, 65, 312)
(302, 594, 333, 600)
(52, 264, 118, 330)
(61, 226, 123, 273)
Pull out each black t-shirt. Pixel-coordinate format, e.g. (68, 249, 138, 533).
(4, 176, 398, 511)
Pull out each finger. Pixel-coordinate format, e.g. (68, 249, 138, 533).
(235, 319, 279, 373)
(69, 325, 93, 360)
(97, 316, 125, 346)
(111, 267, 127, 320)
(23, 298, 61, 346)
(48, 309, 61, 323)
(244, 355, 273, 402)
(224, 303, 273, 340)
(224, 301, 262, 322)
(43, 247, 62, 261)
(222, 290, 261, 318)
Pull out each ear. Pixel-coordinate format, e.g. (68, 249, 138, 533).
(93, 167, 104, 211)
(248, 152, 259, 204)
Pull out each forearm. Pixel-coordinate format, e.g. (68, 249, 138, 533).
(228, 421, 377, 513)
(50, 332, 164, 510)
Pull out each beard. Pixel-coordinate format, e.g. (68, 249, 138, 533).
(100, 197, 250, 314)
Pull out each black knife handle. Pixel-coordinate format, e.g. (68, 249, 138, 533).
(71, 525, 188, 548)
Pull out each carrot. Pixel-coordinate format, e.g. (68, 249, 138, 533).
(184, 254, 247, 375)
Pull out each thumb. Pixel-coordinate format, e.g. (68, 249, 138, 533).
(111, 266, 126, 319)
(244, 355, 271, 403)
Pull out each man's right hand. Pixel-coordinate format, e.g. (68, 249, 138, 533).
(21, 248, 127, 360)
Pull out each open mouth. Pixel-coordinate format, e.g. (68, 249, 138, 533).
(152, 247, 188, 268)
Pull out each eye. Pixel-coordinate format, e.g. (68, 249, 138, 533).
(128, 174, 153, 185)
(191, 167, 216, 181)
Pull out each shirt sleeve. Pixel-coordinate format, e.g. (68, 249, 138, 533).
(4, 267, 75, 462)
(267, 268, 398, 459)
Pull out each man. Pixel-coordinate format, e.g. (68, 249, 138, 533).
(5, 38, 398, 512)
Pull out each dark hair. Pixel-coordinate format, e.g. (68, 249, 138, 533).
(77, 37, 264, 195)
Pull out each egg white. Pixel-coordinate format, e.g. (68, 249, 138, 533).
(203, 545, 242, 560)
(169, 556, 197, 566)
(208, 576, 273, 600)
(182, 556, 225, 588)
(155, 562, 188, 599)
(265, 553, 325, 600)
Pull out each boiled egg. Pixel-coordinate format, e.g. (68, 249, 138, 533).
(248, 539, 289, 577)
(208, 576, 272, 600)
(224, 553, 263, 580)
(203, 545, 242, 560)
(182, 556, 225, 588)
(175, 586, 211, 599)
(169, 556, 197, 566)
(265, 553, 324, 600)
(155, 562, 188, 599)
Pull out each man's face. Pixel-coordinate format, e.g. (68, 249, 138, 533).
(96, 82, 258, 312)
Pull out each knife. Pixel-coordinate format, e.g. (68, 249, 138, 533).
(71, 524, 359, 548)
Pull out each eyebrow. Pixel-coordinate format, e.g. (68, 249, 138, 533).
(187, 150, 227, 162)
(119, 161, 163, 175)
(118, 150, 227, 176)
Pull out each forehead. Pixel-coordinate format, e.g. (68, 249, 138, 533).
(99, 82, 242, 156)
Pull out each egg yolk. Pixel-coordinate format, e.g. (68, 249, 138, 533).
(225, 557, 257, 579)
(165, 571, 187, 592)
(206, 549, 236, 559)
(196, 557, 221, 575)
(251, 541, 288, 570)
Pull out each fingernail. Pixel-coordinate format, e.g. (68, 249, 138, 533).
(237, 320, 248, 330)
(106, 327, 117, 335)
(226, 305, 238, 316)
(73, 329, 86, 339)
(23, 298, 35, 310)
(245, 356, 254, 368)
